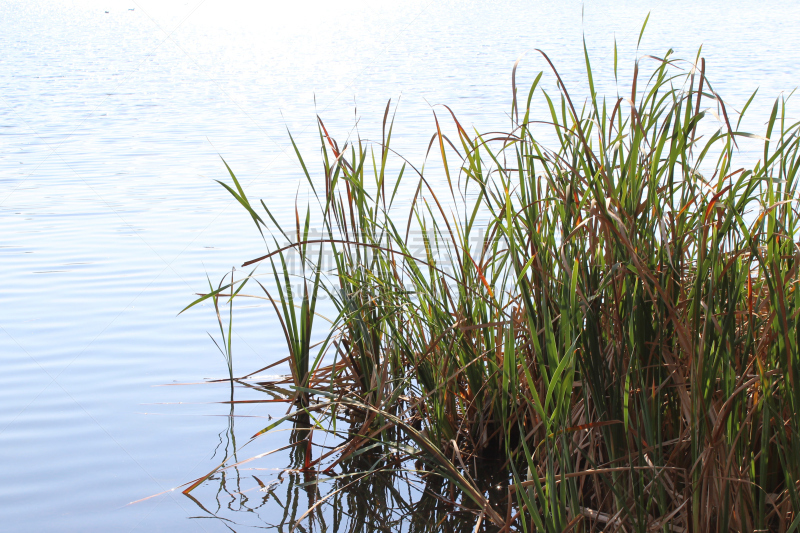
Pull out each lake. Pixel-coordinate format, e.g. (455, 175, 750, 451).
(1, 0, 799, 530)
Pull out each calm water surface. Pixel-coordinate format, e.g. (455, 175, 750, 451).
(1, 0, 799, 530)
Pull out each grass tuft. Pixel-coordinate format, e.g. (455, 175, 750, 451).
(186, 47, 800, 532)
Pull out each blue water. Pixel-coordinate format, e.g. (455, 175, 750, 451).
(1, 0, 799, 530)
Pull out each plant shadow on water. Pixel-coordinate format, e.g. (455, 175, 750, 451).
(183, 395, 502, 532)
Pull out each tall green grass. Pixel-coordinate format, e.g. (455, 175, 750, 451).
(186, 47, 800, 532)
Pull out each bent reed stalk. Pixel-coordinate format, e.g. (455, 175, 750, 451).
(185, 47, 800, 532)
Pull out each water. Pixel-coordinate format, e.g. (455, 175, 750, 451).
(1, 0, 798, 530)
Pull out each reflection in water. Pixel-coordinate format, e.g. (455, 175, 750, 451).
(182, 393, 502, 532)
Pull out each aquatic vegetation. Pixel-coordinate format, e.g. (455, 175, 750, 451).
(185, 44, 800, 532)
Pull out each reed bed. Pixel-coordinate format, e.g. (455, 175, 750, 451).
(185, 47, 800, 532)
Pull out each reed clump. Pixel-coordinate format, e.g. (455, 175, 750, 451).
(187, 47, 800, 532)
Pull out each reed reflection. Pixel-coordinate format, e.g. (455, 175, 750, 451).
(183, 404, 498, 532)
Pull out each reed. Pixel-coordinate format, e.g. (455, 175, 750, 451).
(185, 45, 800, 532)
